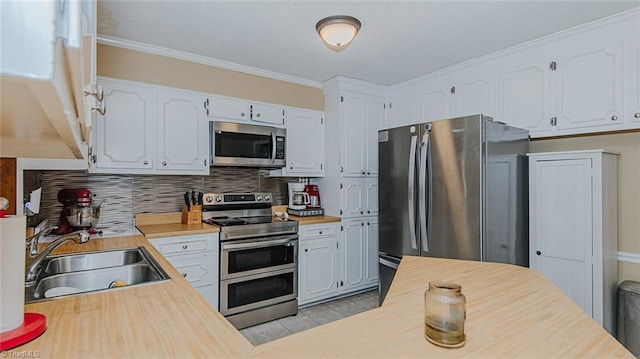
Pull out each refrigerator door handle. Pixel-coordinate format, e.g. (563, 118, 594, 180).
(379, 256, 400, 270)
(419, 129, 430, 253)
(408, 135, 418, 250)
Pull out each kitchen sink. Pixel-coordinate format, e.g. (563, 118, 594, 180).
(44, 247, 146, 274)
(25, 247, 171, 303)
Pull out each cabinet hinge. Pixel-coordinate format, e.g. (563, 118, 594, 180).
(204, 159, 207, 167)
(450, 86, 456, 94)
(340, 96, 344, 102)
(389, 102, 392, 109)
(383, 103, 386, 109)
(339, 209, 343, 215)
(340, 166, 344, 173)
(282, 109, 285, 117)
(336, 242, 339, 249)
(320, 163, 323, 170)
(550, 61, 557, 71)
(340, 225, 344, 231)
(321, 117, 323, 125)
(250, 104, 253, 118)
(339, 183, 343, 189)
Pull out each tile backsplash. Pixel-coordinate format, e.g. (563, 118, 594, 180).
(25, 168, 291, 233)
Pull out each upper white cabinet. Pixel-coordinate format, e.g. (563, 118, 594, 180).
(529, 150, 619, 334)
(156, 89, 209, 172)
(206, 95, 285, 126)
(388, 10, 639, 138)
(629, 22, 640, 123)
(275, 108, 324, 177)
(91, 77, 209, 175)
(93, 78, 155, 171)
(497, 49, 551, 132)
(340, 92, 386, 177)
(551, 37, 624, 130)
(0, 0, 99, 159)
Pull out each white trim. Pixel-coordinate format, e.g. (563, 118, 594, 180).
(618, 251, 640, 264)
(97, 35, 323, 89)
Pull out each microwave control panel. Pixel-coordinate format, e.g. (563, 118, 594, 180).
(276, 137, 285, 159)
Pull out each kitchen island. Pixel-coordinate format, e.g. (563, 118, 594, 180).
(18, 236, 632, 358)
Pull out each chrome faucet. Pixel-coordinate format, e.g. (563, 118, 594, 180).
(25, 230, 91, 286)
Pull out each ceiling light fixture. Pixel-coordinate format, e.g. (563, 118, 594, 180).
(315, 15, 361, 52)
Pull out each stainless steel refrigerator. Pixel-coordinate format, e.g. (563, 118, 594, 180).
(378, 114, 529, 304)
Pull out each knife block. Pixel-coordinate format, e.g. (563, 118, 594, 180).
(181, 205, 202, 225)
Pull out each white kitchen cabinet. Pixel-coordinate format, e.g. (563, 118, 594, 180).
(206, 95, 285, 126)
(340, 177, 378, 218)
(388, 95, 418, 128)
(270, 108, 325, 177)
(92, 78, 155, 170)
(0, 0, 98, 159)
(551, 37, 624, 130)
(341, 218, 379, 293)
(420, 76, 451, 123)
(148, 233, 219, 310)
(339, 92, 386, 177)
(91, 77, 209, 175)
(298, 223, 340, 306)
(449, 67, 496, 119)
(156, 89, 209, 174)
(630, 30, 640, 123)
(528, 150, 618, 334)
(496, 49, 551, 132)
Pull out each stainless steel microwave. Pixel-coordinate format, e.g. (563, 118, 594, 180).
(210, 122, 286, 167)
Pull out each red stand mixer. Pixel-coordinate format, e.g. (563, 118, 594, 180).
(55, 188, 100, 234)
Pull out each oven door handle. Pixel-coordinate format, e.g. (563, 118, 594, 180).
(221, 235, 298, 250)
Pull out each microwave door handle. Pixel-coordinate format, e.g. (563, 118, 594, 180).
(271, 131, 276, 163)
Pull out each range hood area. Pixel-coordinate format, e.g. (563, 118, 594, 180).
(0, 1, 97, 160)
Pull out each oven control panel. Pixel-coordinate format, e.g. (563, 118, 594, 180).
(202, 192, 272, 205)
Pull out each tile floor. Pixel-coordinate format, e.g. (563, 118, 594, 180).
(240, 289, 379, 345)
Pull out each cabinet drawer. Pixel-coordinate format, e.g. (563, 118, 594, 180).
(149, 234, 216, 255)
(166, 251, 217, 287)
(300, 224, 337, 239)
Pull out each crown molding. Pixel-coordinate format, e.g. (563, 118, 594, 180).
(97, 35, 323, 89)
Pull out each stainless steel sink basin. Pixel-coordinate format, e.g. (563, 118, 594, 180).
(44, 247, 145, 274)
(25, 247, 170, 303)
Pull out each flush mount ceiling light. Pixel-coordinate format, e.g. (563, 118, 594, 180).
(315, 15, 361, 52)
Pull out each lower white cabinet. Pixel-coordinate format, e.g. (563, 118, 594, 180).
(528, 150, 618, 334)
(341, 218, 379, 293)
(149, 233, 219, 309)
(298, 223, 340, 306)
(298, 220, 379, 306)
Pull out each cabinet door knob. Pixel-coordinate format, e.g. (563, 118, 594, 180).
(182, 273, 187, 277)
(634, 112, 640, 118)
(611, 115, 618, 121)
(162, 161, 167, 166)
(182, 244, 188, 250)
(367, 172, 370, 175)
(143, 160, 149, 165)
(240, 112, 245, 117)
(361, 222, 364, 226)
(256, 113, 261, 118)
(290, 166, 293, 170)
(361, 171, 366, 175)
(360, 211, 364, 214)
(319, 230, 323, 234)
(367, 210, 371, 214)
(536, 251, 541, 255)
(305, 249, 309, 253)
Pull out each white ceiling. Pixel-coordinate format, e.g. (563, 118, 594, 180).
(97, 1, 639, 86)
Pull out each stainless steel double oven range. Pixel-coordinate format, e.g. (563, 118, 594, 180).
(202, 192, 298, 329)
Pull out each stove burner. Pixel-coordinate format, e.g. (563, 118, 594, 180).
(204, 216, 275, 227)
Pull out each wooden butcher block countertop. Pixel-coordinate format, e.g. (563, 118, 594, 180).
(135, 212, 220, 238)
(20, 235, 251, 358)
(251, 256, 632, 358)
(271, 205, 341, 225)
(17, 237, 631, 358)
